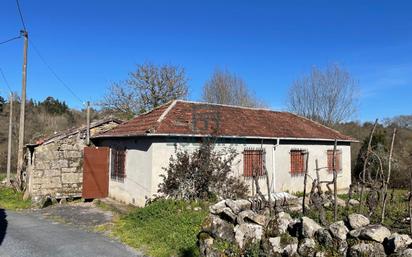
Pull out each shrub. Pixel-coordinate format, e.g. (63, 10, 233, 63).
(159, 138, 249, 200)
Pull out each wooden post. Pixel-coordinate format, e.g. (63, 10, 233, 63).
(302, 151, 309, 215)
(6, 93, 13, 182)
(333, 139, 338, 221)
(16, 30, 28, 188)
(86, 101, 90, 145)
(381, 128, 396, 223)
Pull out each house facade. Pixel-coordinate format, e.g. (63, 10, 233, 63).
(92, 100, 356, 206)
(26, 118, 122, 201)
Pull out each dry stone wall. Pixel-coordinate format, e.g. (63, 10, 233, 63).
(199, 199, 412, 257)
(29, 134, 85, 200)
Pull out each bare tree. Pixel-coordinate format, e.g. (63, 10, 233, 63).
(287, 64, 358, 125)
(201, 69, 263, 107)
(101, 62, 188, 118)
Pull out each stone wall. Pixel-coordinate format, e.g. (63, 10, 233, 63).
(29, 135, 85, 200)
(199, 199, 412, 257)
(28, 121, 119, 201)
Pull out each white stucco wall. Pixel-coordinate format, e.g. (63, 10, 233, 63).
(98, 137, 352, 206)
(97, 138, 153, 206)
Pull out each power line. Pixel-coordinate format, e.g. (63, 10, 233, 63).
(0, 67, 13, 92)
(15, 0, 27, 31)
(28, 38, 84, 104)
(0, 35, 21, 45)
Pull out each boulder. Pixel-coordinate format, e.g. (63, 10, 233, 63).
(298, 238, 317, 257)
(383, 233, 412, 254)
(359, 224, 391, 243)
(202, 214, 235, 242)
(209, 200, 227, 215)
(348, 228, 362, 238)
(391, 248, 412, 257)
(234, 223, 263, 249)
(348, 199, 360, 206)
(315, 229, 334, 248)
(237, 210, 266, 226)
(329, 220, 349, 241)
(225, 199, 251, 214)
(336, 197, 346, 207)
(266, 212, 292, 237)
(301, 217, 322, 238)
(221, 207, 237, 223)
(348, 214, 370, 230)
(268, 237, 283, 255)
(348, 242, 386, 257)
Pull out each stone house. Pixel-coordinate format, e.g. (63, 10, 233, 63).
(89, 100, 357, 206)
(26, 118, 122, 201)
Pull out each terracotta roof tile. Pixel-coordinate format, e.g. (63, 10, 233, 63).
(96, 100, 355, 141)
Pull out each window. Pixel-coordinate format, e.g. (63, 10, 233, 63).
(111, 148, 126, 182)
(243, 149, 265, 177)
(290, 150, 308, 176)
(327, 150, 342, 173)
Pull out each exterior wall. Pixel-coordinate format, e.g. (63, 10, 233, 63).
(28, 135, 84, 199)
(274, 143, 351, 193)
(27, 122, 120, 200)
(97, 138, 153, 206)
(98, 136, 352, 207)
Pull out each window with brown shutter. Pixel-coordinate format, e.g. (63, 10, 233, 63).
(327, 150, 342, 173)
(243, 149, 265, 177)
(290, 150, 307, 176)
(111, 148, 126, 182)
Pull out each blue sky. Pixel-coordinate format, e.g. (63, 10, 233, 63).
(0, 0, 411, 122)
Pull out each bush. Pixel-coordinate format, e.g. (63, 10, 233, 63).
(159, 138, 249, 200)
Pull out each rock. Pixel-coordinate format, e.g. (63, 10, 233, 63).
(209, 200, 226, 214)
(234, 223, 263, 249)
(266, 212, 292, 237)
(348, 228, 362, 238)
(391, 248, 412, 257)
(198, 232, 214, 257)
(359, 224, 391, 243)
(220, 207, 236, 223)
(298, 238, 317, 257)
(284, 242, 299, 257)
(268, 237, 283, 255)
(315, 229, 334, 248)
(289, 204, 303, 212)
(202, 214, 235, 243)
(334, 197, 346, 207)
(225, 199, 251, 214)
(193, 207, 202, 211)
(349, 199, 360, 206)
(348, 242, 386, 257)
(348, 214, 370, 230)
(301, 217, 322, 238)
(59, 198, 67, 204)
(383, 233, 412, 254)
(315, 252, 326, 257)
(237, 210, 266, 226)
(329, 220, 349, 241)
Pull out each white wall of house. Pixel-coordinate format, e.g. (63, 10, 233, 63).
(98, 138, 153, 206)
(98, 137, 352, 206)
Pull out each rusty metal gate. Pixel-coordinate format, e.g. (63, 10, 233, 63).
(82, 147, 110, 199)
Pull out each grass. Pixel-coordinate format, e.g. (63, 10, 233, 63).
(112, 199, 209, 257)
(0, 186, 31, 210)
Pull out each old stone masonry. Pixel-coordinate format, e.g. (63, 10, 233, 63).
(198, 199, 412, 256)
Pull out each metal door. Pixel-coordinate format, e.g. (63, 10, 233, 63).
(82, 147, 110, 199)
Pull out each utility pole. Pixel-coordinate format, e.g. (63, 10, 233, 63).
(16, 30, 28, 186)
(6, 93, 13, 183)
(86, 101, 90, 145)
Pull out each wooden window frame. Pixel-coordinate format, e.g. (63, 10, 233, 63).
(290, 149, 308, 176)
(243, 148, 265, 177)
(111, 148, 126, 182)
(327, 149, 342, 173)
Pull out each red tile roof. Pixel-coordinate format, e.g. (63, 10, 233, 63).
(95, 100, 355, 141)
